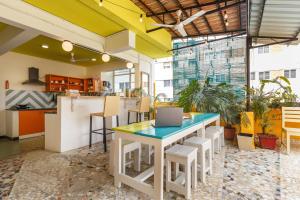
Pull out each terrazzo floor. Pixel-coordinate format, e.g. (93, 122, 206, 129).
(1, 141, 300, 200)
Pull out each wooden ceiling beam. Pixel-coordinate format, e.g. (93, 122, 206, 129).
(172, 28, 246, 39)
(172, 0, 201, 35)
(136, 0, 179, 37)
(216, 0, 227, 32)
(146, 0, 232, 17)
(194, 0, 212, 33)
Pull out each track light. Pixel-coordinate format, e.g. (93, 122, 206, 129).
(139, 14, 143, 23)
(99, 0, 103, 7)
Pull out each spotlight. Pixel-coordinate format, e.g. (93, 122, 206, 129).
(41, 44, 49, 49)
(126, 62, 134, 69)
(99, 0, 103, 7)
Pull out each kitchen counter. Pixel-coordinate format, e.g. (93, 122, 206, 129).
(45, 96, 139, 152)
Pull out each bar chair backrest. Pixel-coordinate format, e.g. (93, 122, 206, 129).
(139, 96, 151, 113)
(282, 107, 300, 129)
(104, 96, 120, 117)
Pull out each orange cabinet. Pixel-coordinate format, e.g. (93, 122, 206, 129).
(19, 110, 55, 136)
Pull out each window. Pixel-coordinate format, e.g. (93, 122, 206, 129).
(258, 46, 269, 54)
(284, 70, 290, 78)
(264, 46, 269, 53)
(164, 80, 171, 87)
(113, 69, 135, 93)
(259, 71, 270, 80)
(285, 69, 296, 78)
(216, 74, 225, 82)
(163, 62, 171, 69)
(258, 47, 264, 54)
(264, 71, 270, 80)
(291, 69, 296, 78)
(250, 72, 255, 80)
(259, 72, 264, 80)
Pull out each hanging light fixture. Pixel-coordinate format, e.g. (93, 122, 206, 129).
(102, 53, 110, 62)
(62, 40, 73, 52)
(139, 14, 143, 23)
(224, 10, 228, 19)
(225, 19, 229, 26)
(126, 62, 134, 69)
(99, 0, 103, 7)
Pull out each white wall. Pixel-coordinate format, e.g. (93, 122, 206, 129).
(0, 52, 87, 135)
(250, 45, 300, 97)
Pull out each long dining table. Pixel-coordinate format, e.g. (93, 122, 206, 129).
(112, 112, 220, 200)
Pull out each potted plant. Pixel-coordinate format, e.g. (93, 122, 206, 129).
(250, 76, 295, 150)
(177, 79, 243, 140)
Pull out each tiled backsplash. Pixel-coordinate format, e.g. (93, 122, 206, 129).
(5, 89, 56, 109)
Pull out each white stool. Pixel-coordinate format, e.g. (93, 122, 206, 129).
(109, 140, 141, 176)
(143, 144, 154, 164)
(166, 144, 198, 199)
(122, 140, 141, 173)
(184, 137, 212, 183)
(206, 126, 224, 147)
(205, 128, 220, 158)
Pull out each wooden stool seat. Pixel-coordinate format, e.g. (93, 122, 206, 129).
(128, 96, 150, 124)
(90, 112, 104, 117)
(165, 144, 198, 200)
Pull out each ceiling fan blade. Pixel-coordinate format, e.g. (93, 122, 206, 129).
(152, 23, 175, 28)
(175, 24, 187, 37)
(182, 10, 206, 26)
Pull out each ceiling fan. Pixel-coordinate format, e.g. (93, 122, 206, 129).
(69, 52, 96, 63)
(152, 9, 206, 37)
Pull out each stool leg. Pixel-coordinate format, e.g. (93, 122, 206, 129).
(134, 144, 141, 172)
(185, 160, 191, 199)
(116, 115, 119, 127)
(128, 111, 130, 124)
(211, 139, 215, 158)
(139, 113, 142, 122)
(175, 163, 179, 179)
(208, 148, 213, 175)
(136, 112, 139, 123)
(122, 150, 126, 174)
(166, 160, 171, 192)
(200, 149, 206, 183)
(103, 117, 107, 152)
(89, 115, 92, 148)
(192, 156, 197, 189)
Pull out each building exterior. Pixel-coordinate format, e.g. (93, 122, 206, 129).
(153, 57, 173, 101)
(250, 45, 300, 97)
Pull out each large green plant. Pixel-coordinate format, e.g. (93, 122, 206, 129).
(177, 79, 243, 128)
(249, 76, 296, 134)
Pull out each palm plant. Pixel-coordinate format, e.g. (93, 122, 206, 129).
(177, 78, 243, 128)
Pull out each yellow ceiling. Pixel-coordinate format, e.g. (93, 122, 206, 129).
(13, 35, 120, 67)
(0, 22, 7, 32)
(24, 0, 172, 58)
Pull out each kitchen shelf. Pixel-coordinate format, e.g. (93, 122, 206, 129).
(45, 75, 96, 93)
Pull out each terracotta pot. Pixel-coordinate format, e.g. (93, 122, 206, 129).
(258, 134, 277, 150)
(224, 127, 236, 140)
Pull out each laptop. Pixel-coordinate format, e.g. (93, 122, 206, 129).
(152, 107, 183, 127)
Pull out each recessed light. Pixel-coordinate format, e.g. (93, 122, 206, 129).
(41, 44, 49, 49)
(92, 58, 97, 61)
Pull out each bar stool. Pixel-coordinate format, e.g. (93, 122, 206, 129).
(89, 96, 120, 152)
(128, 96, 151, 124)
(184, 137, 212, 183)
(206, 126, 224, 147)
(205, 127, 220, 158)
(166, 144, 198, 199)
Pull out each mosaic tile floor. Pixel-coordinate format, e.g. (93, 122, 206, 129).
(1, 142, 300, 200)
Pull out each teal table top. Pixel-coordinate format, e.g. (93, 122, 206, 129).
(113, 113, 220, 140)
